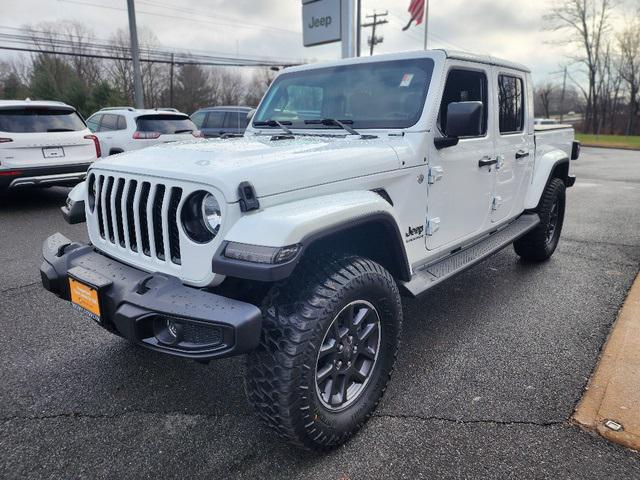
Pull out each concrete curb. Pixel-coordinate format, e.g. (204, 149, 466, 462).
(579, 144, 640, 152)
(573, 271, 640, 452)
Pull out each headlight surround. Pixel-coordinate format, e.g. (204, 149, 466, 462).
(181, 191, 222, 243)
(87, 174, 96, 212)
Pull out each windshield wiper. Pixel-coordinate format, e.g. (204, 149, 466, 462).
(47, 128, 74, 132)
(304, 119, 376, 139)
(174, 129, 193, 134)
(253, 119, 293, 136)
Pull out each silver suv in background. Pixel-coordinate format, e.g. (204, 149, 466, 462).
(85, 107, 202, 157)
(190, 106, 253, 138)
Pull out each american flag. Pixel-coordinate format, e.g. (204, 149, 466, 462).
(403, 0, 425, 30)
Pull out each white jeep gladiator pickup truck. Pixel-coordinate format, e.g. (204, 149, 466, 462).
(41, 50, 579, 450)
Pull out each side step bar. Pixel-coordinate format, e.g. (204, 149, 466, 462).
(401, 213, 540, 297)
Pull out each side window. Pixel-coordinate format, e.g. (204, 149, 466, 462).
(438, 69, 488, 137)
(191, 111, 206, 129)
(223, 112, 242, 129)
(204, 111, 225, 129)
(498, 75, 524, 134)
(99, 114, 118, 132)
(86, 114, 101, 132)
(116, 115, 127, 130)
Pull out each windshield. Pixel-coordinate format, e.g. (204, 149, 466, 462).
(135, 114, 197, 134)
(0, 107, 86, 133)
(254, 58, 434, 130)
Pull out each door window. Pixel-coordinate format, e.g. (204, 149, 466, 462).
(438, 69, 488, 137)
(116, 115, 127, 130)
(191, 111, 206, 128)
(99, 114, 119, 132)
(204, 111, 225, 129)
(86, 114, 102, 132)
(498, 75, 524, 134)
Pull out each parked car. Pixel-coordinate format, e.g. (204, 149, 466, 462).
(0, 100, 99, 193)
(190, 106, 253, 138)
(41, 50, 579, 450)
(85, 107, 201, 157)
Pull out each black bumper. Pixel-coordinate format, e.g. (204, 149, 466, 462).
(40, 233, 262, 361)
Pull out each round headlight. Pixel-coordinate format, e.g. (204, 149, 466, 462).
(201, 193, 222, 235)
(181, 191, 222, 243)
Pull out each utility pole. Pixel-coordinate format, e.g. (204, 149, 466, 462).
(169, 53, 175, 108)
(560, 66, 567, 123)
(362, 11, 388, 56)
(126, 0, 144, 109)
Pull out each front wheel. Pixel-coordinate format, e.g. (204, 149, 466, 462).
(245, 255, 402, 450)
(514, 177, 566, 261)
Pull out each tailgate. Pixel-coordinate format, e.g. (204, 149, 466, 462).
(0, 131, 96, 169)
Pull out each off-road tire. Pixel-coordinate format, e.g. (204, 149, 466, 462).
(514, 177, 566, 261)
(245, 254, 402, 450)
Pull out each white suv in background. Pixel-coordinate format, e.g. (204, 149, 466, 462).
(85, 107, 202, 157)
(0, 100, 99, 193)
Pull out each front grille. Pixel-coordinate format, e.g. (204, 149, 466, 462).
(90, 173, 183, 265)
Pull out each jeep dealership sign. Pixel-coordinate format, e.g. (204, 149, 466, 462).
(302, 0, 341, 47)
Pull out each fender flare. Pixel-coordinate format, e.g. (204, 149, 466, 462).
(524, 153, 570, 210)
(212, 191, 411, 282)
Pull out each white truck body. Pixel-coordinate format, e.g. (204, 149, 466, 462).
(79, 50, 576, 289)
(44, 49, 578, 450)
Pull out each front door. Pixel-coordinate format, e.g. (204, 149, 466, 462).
(492, 71, 534, 222)
(426, 66, 496, 251)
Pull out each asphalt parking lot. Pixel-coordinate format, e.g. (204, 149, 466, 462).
(1, 147, 639, 479)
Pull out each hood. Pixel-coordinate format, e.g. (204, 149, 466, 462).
(91, 135, 401, 202)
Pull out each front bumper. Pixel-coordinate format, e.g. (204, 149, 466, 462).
(40, 233, 262, 360)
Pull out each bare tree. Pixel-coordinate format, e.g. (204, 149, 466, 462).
(546, 0, 615, 133)
(618, 15, 640, 134)
(536, 82, 556, 118)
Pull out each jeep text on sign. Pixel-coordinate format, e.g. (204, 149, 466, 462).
(302, 0, 341, 47)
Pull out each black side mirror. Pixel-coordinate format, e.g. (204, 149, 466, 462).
(434, 101, 484, 150)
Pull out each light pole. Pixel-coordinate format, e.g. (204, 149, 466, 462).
(127, 0, 144, 109)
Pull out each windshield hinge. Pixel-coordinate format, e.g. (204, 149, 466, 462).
(238, 181, 260, 212)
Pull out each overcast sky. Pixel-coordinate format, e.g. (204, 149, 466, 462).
(0, 0, 635, 84)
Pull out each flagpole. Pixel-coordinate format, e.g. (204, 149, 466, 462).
(423, 0, 429, 50)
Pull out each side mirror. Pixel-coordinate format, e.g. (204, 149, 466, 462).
(435, 101, 484, 150)
(246, 109, 256, 121)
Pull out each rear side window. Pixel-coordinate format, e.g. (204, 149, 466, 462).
(438, 69, 488, 136)
(0, 107, 86, 133)
(117, 115, 127, 130)
(204, 111, 225, 129)
(223, 111, 248, 129)
(99, 114, 124, 132)
(135, 114, 197, 134)
(498, 75, 525, 134)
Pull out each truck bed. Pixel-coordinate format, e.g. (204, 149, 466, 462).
(534, 125, 574, 160)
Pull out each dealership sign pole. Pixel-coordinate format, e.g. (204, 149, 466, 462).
(302, 0, 357, 58)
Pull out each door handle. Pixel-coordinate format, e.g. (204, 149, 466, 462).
(516, 150, 530, 159)
(479, 157, 498, 167)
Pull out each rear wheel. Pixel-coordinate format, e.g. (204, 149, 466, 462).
(245, 254, 402, 450)
(514, 177, 566, 261)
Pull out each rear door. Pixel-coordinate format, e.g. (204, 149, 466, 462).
(0, 106, 95, 168)
(492, 71, 534, 222)
(426, 66, 496, 251)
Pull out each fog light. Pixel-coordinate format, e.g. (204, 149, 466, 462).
(167, 319, 179, 338)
